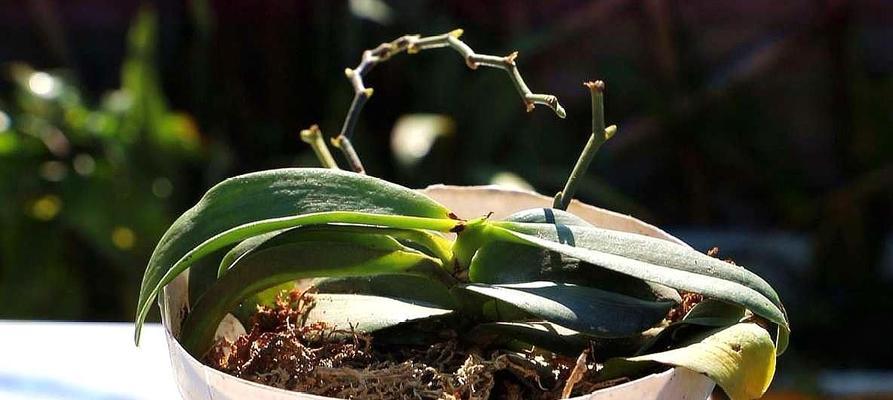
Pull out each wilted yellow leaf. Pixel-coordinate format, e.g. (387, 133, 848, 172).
(613, 323, 776, 400)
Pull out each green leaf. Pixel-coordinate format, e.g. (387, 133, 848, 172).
(218, 225, 454, 277)
(470, 242, 681, 303)
(489, 223, 789, 352)
(179, 230, 445, 356)
(135, 167, 453, 344)
(186, 245, 234, 309)
(159, 209, 457, 335)
(503, 208, 592, 226)
(601, 323, 776, 400)
(470, 208, 680, 303)
(304, 293, 453, 333)
(217, 231, 282, 277)
(457, 281, 673, 338)
(495, 222, 783, 309)
(230, 247, 456, 326)
(314, 274, 456, 309)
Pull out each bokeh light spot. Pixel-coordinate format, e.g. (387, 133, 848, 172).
(0, 110, 10, 131)
(112, 226, 136, 250)
(390, 114, 454, 168)
(28, 71, 59, 99)
(152, 177, 173, 198)
(73, 154, 96, 176)
(30, 195, 62, 221)
(40, 161, 68, 182)
(490, 171, 534, 191)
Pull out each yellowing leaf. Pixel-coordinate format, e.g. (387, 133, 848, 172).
(609, 323, 776, 400)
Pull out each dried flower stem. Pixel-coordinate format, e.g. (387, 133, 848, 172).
(553, 81, 617, 210)
(561, 349, 589, 399)
(300, 125, 340, 169)
(333, 29, 567, 173)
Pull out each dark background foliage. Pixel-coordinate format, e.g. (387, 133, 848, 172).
(1, 0, 892, 394)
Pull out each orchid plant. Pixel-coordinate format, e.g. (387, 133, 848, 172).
(135, 31, 788, 400)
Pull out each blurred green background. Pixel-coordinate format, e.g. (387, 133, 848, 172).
(1, 1, 892, 397)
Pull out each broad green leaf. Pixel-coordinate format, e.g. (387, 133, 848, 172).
(304, 293, 453, 333)
(457, 281, 673, 338)
(314, 274, 456, 309)
(135, 167, 454, 343)
(470, 242, 680, 303)
(449, 283, 535, 323)
(186, 245, 234, 309)
(230, 259, 458, 325)
(218, 225, 453, 277)
(217, 231, 282, 277)
(495, 222, 783, 310)
(504, 208, 592, 226)
(602, 323, 776, 400)
(152, 210, 456, 336)
(179, 233, 444, 356)
(489, 223, 790, 353)
(226, 228, 456, 325)
(470, 208, 680, 303)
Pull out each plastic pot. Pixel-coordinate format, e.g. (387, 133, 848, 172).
(159, 185, 716, 400)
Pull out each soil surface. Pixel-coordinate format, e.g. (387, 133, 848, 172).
(204, 289, 632, 400)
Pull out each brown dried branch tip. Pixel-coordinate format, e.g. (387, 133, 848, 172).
(331, 29, 567, 173)
(206, 289, 619, 400)
(583, 80, 605, 93)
